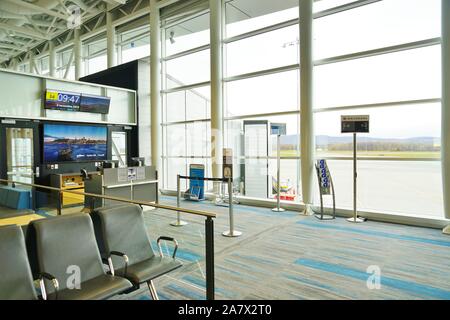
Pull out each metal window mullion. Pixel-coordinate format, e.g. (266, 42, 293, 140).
(224, 18, 299, 44)
(162, 81, 211, 94)
(163, 118, 211, 126)
(161, 7, 210, 29)
(163, 44, 210, 61)
(224, 110, 300, 121)
(314, 38, 441, 67)
(313, 98, 442, 114)
(224, 64, 300, 83)
(313, 0, 382, 19)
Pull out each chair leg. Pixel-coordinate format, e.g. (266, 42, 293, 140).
(147, 280, 159, 300)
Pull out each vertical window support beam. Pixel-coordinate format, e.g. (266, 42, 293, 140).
(150, 0, 162, 177)
(74, 28, 82, 80)
(49, 41, 56, 77)
(29, 52, 35, 74)
(107, 8, 116, 68)
(210, 0, 224, 194)
(300, 0, 314, 215)
(442, 0, 450, 233)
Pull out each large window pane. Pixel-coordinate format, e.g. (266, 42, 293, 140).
(314, 0, 441, 60)
(225, 69, 299, 117)
(120, 26, 150, 63)
(165, 49, 210, 88)
(86, 38, 108, 75)
(186, 121, 211, 157)
(314, 45, 441, 109)
(269, 159, 301, 202)
(314, 160, 444, 218)
(226, 0, 299, 38)
(164, 91, 186, 123)
(224, 114, 301, 201)
(164, 158, 187, 190)
(314, 103, 441, 158)
(186, 85, 211, 121)
(165, 124, 186, 156)
(226, 25, 299, 77)
(165, 12, 210, 56)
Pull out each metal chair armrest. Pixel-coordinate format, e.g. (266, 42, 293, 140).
(109, 251, 129, 277)
(157, 236, 179, 259)
(39, 272, 59, 300)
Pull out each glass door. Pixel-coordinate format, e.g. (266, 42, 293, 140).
(6, 127, 34, 186)
(1, 122, 39, 191)
(111, 131, 128, 167)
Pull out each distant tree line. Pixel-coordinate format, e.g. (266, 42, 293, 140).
(323, 142, 440, 152)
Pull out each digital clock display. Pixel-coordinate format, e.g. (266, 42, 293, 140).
(44, 90, 81, 112)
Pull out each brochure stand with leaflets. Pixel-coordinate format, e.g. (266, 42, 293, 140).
(315, 159, 336, 220)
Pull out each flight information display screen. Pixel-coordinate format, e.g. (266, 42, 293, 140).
(44, 90, 81, 112)
(44, 90, 110, 114)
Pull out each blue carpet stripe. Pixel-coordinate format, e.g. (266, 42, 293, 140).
(297, 220, 450, 248)
(295, 258, 450, 300)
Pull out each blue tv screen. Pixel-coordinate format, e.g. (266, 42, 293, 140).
(43, 124, 107, 163)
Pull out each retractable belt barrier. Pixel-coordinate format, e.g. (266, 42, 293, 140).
(176, 175, 242, 237)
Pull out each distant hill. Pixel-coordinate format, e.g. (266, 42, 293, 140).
(278, 134, 440, 152)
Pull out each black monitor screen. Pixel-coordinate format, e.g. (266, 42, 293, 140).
(79, 94, 110, 114)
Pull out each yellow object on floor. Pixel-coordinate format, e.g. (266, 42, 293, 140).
(0, 214, 45, 227)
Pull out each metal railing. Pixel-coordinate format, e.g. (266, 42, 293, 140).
(0, 178, 216, 300)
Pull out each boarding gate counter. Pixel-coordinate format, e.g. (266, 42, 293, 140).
(84, 165, 158, 209)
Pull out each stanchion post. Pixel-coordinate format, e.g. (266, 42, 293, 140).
(347, 132, 364, 223)
(57, 190, 62, 216)
(171, 174, 187, 226)
(205, 216, 215, 300)
(222, 178, 242, 237)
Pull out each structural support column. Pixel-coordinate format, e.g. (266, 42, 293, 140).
(210, 0, 224, 194)
(300, 0, 314, 215)
(49, 40, 56, 77)
(74, 27, 82, 80)
(106, 9, 116, 68)
(150, 0, 162, 177)
(29, 52, 36, 74)
(442, 0, 450, 233)
(10, 58, 18, 71)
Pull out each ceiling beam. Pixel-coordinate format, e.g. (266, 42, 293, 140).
(0, 23, 51, 40)
(102, 0, 127, 5)
(0, 43, 25, 51)
(3, 0, 67, 21)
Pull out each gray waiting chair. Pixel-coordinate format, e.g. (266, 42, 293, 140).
(28, 214, 133, 300)
(0, 225, 38, 300)
(91, 204, 182, 300)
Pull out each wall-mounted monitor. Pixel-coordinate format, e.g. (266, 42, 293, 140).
(79, 94, 111, 114)
(44, 90, 81, 112)
(43, 123, 107, 163)
(44, 90, 110, 114)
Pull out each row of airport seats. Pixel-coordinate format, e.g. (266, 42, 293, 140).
(0, 204, 182, 300)
(0, 186, 31, 210)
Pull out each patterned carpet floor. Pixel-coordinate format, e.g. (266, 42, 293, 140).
(111, 196, 450, 300)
